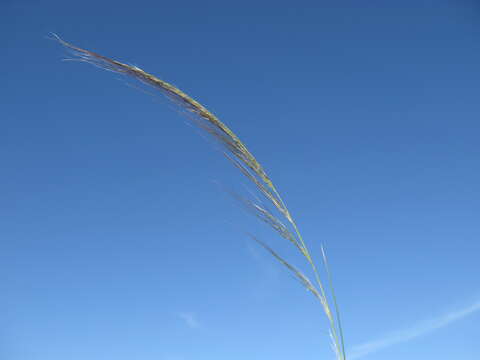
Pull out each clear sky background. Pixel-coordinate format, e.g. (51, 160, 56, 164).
(2, 1, 479, 360)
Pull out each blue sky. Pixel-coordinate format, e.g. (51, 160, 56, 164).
(2, 1, 479, 359)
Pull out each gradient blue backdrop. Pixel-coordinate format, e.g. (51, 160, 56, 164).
(2, 1, 479, 360)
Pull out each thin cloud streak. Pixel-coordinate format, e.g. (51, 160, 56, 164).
(348, 298, 480, 359)
(178, 312, 200, 329)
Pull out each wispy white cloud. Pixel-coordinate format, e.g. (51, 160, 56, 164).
(178, 312, 200, 329)
(348, 297, 480, 359)
(245, 241, 282, 300)
(162, 356, 185, 360)
(246, 241, 281, 277)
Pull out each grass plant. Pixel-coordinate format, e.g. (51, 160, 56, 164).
(54, 35, 346, 360)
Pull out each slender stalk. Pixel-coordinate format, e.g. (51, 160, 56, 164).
(54, 35, 346, 359)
